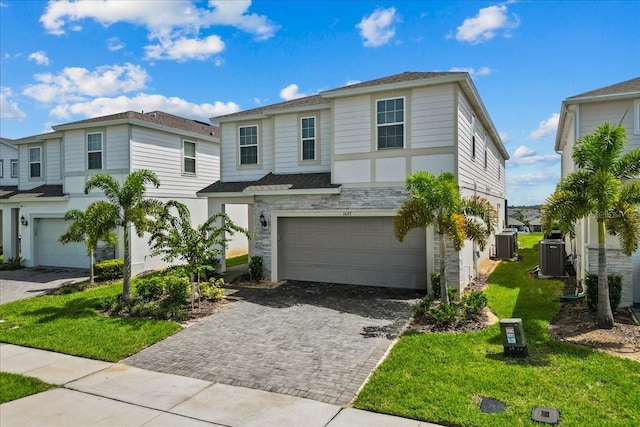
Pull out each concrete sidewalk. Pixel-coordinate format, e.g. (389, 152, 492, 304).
(0, 344, 441, 427)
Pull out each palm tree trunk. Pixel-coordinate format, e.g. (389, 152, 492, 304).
(122, 224, 131, 302)
(597, 220, 614, 328)
(439, 230, 449, 304)
(89, 248, 95, 285)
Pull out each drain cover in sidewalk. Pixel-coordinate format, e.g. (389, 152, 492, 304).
(532, 406, 560, 424)
(480, 397, 506, 413)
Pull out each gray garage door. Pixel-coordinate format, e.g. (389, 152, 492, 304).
(278, 217, 426, 289)
(35, 218, 89, 269)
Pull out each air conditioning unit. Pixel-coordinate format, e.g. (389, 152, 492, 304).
(495, 231, 517, 260)
(539, 239, 566, 278)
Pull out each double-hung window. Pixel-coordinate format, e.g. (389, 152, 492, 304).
(301, 117, 316, 160)
(239, 125, 258, 165)
(376, 97, 404, 150)
(11, 160, 18, 178)
(635, 99, 640, 135)
(0, 160, 3, 178)
(471, 115, 477, 159)
(29, 147, 41, 178)
(87, 132, 103, 170)
(183, 140, 196, 174)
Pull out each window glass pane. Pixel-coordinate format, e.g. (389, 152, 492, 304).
(240, 126, 258, 146)
(302, 139, 315, 160)
(88, 152, 102, 170)
(240, 146, 258, 165)
(0, 161, 3, 178)
(87, 133, 102, 151)
(184, 158, 196, 173)
(378, 125, 404, 149)
(184, 141, 196, 157)
(11, 161, 18, 178)
(30, 163, 41, 178)
(29, 147, 40, 162)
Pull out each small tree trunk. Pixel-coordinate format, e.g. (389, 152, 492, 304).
(597, 220, 614, 329)
(89, 249, 95, 285)
(439, 230, 449, 304)
(122, 224, 131, 302)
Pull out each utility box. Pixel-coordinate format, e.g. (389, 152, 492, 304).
(495, 231, 517, 260)
(499, 318, 528, 357)
(539, 239, 565, 278)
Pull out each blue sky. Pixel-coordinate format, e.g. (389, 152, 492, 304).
(1, 1, 639, 206)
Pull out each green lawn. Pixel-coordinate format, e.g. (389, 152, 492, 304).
(226, 254, 248, 267)
(0, 283, 181, 362)
(355, 237, 640, 427)
(0, 372, 56, 403)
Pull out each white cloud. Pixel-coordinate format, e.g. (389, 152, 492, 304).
(0, 87, 27, 120)
(509, 172, 559, 186)
(528, 113, 560, 140)
(214, 56, 224, 67)
(499, 131, 510, 143)
(39, 0, 278, 61)
(28, 51, 51, 66)
(449, 66, 492, 77)
(145, 35, 225, 61)
(107, 37, 124, 51)
(455, 5, 519, 44)
(279, 83, 307, 101)
(356, 7, 399, 47)
(345, 80, 362, 86)
(513, 145, 536, 158)
(50, 93, 240, 122)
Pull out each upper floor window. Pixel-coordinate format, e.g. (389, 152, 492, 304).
(484, 134, 488, 169)
(301, 117, 316, 160)
(29, 147, 41, 178)
(0, 160, 3, 178)
(377, 97, 404, 150)
(471, 115, 477, 159)
(87, 132, 103, 170)
(634, 99, 640, 135)
(239, 125, 258, 165)
(11, 159, 18, 178)
(183, 140, 196, 174)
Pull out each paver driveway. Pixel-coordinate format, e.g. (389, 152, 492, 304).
(124, 281, 420, 405)
(0, 267, 89, 304)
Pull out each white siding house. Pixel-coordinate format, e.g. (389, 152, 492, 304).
(555, 77, 640, 307)
(0, 111, 244, 274)
(199, 72, 508, 294)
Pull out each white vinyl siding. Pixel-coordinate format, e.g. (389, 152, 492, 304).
(333, 95, 371, 155)
(579, 100, 640, 151)
(376, 97, 405, 150)
(410, 85, 455, 149)
(29, 146, 42, 178)
(301, 116, 316, 160)
(183, 140, 196, 174)
(635, 99, 640, 135)
(87, 132, 103, 170)
(239, 125, 259, 165)
(221, 121, 273, 182)
(45, 140, 62, 184)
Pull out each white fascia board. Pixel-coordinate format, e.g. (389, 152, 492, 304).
(212, 113, 269, 124)
(11, 132, 63, 145)
(320, 74, 465, 99)
(554, 101, 570, 152)
(7, 195, 70, 203)
(243, 188, 341, 196)
(566, 92, 640, 104)
(197, 192, 255, 201)
(0, 139, 17, 149)
(266, 103, 332, 115)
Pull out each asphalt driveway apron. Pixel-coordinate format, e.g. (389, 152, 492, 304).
(123, 281, 420, 405)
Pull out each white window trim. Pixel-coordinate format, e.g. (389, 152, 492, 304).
(87, 132, 103, 170)
(376, 96, 406, 150)
(182, 140, 197, 175)
(483, 133, 488, 169)
(29, 146, 42, 179)
(300, 116, 317, 161)
(238, 124, 260, 166)
(0, 160, 3, 178)
(471, 114, 477, 159)
(10, 159, 18, 178)
(634, 99, 640, 135)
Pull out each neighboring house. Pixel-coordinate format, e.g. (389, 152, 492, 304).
(0, 138, 19, 253)
(507, 217, 526, 231)
(555, 77, 640, 307)
(199, 72, 508, 293)
(529, 217, 542, 233)
(0, 111, 236, 274)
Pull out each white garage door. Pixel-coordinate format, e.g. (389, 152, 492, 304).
(278, 217, 426, 289)
(35, 218, 89, 269)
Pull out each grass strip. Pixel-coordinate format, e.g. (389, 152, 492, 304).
(0, 372, 56, 403)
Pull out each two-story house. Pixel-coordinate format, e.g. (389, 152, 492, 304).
(1, 111, 232, 274)
(1, 138, 19, 253)
(555, 77, 640, 307)
(198, 72, 508, 294)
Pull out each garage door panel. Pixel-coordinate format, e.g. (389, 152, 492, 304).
(279, 217, 426, 289)
(36, 218, 89, 269)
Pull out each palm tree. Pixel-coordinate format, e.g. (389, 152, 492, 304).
(394, 171, 497, 303)
(59, 201, 119, 284)
(85, 170, 161, 301)
(541, 122, 640, 328)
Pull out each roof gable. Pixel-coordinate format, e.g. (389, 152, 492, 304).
(567, 77, 640, 100)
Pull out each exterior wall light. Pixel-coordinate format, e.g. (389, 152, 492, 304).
(20, 215, 28, 226)
(259, 213, 268, 228)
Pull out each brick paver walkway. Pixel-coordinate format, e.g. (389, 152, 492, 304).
(124, 281, 419, 405)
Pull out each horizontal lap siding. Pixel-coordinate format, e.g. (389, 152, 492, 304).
(579, 100, 640, 150)
(333, 95, 371, 155)
(105, 125, 129, 171)
(221, 120, 273, 182)
(274, 113, 297, 173)
(411, 85, 455, 149)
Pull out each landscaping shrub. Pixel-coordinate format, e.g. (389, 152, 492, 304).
(164, 275, 189, 305)
(95, 259, 123, 281)
(461, 290, 488, 320)
(249, 255, 263, 281)
(585, 271, 623, 311)
(414, 296, 432, 317)
(160, 303, 189, 321)
(430, 272, 441, 298)
(430, 302, 459, 328)
(201, 256, 221, 280)
(0, 256, 24, 271)
(447, 287, 458, 302)
(200, 277, 225, 300)
(130, 301, 162, 318)
(134, 276, 164, 302)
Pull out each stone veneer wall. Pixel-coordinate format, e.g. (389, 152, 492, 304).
(587, 247, 633, 308)
(251, 187, 460, 291)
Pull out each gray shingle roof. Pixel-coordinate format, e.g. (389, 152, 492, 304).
(567, 77, 640, 100)
(53, 111, 219, 137)
(0, 185, 65, 200)
(198, 172, 339, 194)
(321, 71, 466, 94)
(213, 95, 328, 121)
